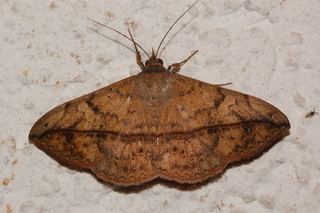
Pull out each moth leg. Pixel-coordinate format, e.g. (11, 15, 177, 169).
(128, 29, 144, 71)
(167, 50, 198, 73)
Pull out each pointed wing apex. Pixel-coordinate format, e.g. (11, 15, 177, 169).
(219, 88, 290, 128)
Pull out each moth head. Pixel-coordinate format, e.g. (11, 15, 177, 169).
(145, 49, 164, 66)
(87, 0, 200, 73)
(145, 58, 163, 66)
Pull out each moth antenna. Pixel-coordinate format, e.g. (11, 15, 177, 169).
(155, 0, 199, 57)
(128, 28, 145, 70)
(87, 18, 150, 59)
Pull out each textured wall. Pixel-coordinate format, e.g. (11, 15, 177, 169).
(1, 0, 320, 212)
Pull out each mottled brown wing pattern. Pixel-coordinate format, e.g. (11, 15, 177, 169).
(133, 73, 290, 183)
(29, 76, 137, 170)
(29, 72, 290, 186)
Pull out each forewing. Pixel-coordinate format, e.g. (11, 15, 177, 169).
(150, 74, 290, 183)
(29, 76, 138, 169)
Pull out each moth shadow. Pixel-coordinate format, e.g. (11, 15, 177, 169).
(106, 177, 218, 194)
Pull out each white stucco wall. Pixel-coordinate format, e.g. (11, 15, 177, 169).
(1, 0, 320, 212)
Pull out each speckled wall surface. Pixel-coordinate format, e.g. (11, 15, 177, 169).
(1, 0, 320, 212)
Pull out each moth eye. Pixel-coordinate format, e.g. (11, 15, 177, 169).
(145, 60, 150, 65)
(157, 58, 163, 65)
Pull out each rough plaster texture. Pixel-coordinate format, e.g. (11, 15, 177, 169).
(1, 0, 320, 212)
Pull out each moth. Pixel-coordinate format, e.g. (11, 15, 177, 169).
(29, 1, 290, 186)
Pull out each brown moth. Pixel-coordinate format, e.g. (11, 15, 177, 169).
(29, 1, 290, 186)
